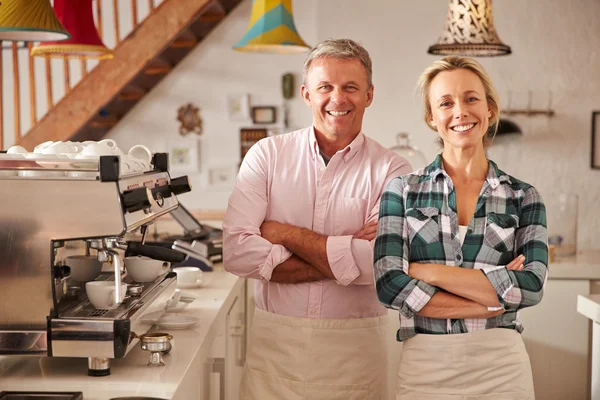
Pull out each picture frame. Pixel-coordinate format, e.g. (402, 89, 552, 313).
(592, 111, 600, 169)
(251, 106, 277, 124)
(168, 138, 199, 173)
(227, 93, 250, 121)
(207, 164, 239, 190)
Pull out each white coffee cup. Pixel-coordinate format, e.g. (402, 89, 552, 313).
(125, 256, 170, 282)
(173, 266, 204, 286)
(128, 145, 152, 164)
(86, 281, 128, 309)
(65, 255, 103, 281)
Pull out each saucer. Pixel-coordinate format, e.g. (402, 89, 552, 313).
(176, 279, 204, 289)
(141, 311, 199, 330)
(165, 301, 188, 313)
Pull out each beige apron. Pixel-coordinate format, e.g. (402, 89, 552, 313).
(396, 328, 535, 400)
(239, 307, 389, 400)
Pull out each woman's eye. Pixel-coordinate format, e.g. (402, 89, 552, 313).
(467, 97, 478, 102)
(440, 101, 451, 107)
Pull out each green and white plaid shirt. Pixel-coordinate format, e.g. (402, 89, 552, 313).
(374, 154, 548, 341)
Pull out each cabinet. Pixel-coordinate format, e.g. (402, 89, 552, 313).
(200, 282, 246, 400)
(519, 279, 592, 400)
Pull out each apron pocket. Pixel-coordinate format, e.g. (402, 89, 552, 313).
(241, 366, 306, 400)
(305, 382, 372, 400)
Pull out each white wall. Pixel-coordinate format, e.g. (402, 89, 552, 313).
(102, 0, 599, 250)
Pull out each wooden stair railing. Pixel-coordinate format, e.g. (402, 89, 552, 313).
(0, 0, 240, 150)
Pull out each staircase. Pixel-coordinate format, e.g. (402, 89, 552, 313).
(1, 0, 242, 150)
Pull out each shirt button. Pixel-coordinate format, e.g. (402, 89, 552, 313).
(310, 309, 317, 315)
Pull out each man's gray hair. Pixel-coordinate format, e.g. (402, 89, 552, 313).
(302, 38, 373, 88)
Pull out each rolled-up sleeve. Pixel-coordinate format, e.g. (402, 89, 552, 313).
(327, 156, 412, 286)
(481, 186, 548, 311)
(223, 142, 293, 281)
(373, 178, 439, 318)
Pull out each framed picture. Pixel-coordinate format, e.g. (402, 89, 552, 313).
(168, 138, 199, 173)
(227, 93, 250, 121)
(251, 106, 277, 124)
(207, 164, 238, 190)
(593, 111, 600, 169)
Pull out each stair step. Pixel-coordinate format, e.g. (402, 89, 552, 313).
(170, 40, 197, 49)
(89, 117, 119, 128)
(198, 11, 225, 22)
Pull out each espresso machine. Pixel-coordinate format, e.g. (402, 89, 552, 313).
(0, 152, 191, 376)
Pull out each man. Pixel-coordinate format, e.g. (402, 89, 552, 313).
(223, 38, 411, 400)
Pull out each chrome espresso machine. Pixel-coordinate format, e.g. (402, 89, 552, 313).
(0, 152, 191, 376)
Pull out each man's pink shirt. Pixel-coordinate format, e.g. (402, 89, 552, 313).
(223, 127, 411, 319)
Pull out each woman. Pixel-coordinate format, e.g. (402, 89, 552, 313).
(374, 56, 548, 399)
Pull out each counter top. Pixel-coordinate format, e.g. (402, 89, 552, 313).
(0, 270, 243, 400)
(577, 294, 600, 323)
(549, 249, 600, 280)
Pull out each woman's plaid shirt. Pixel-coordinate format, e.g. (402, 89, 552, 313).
(374, 155, 548, 341)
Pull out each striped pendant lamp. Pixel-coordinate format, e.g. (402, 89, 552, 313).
(0, 0, 70, 41)
(31, 0, 112, 59)
(233, 0, 310, 54)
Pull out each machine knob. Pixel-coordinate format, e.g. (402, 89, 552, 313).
(122, 187, 152, 213)
(152, 184, 172, 199)
(170, 176, 192, 196)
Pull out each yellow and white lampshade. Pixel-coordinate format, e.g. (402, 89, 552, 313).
(428, 0, 511, 57)
(0, 0, 70, 42)
(233, 0, 310, 54)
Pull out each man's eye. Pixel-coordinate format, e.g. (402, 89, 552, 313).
(319, 85, 330, 90)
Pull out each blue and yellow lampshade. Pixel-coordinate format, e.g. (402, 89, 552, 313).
(233, 0, 310, 54)
(0, 0, 70, 42)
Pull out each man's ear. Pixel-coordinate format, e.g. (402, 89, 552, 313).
(364, 84, 374, 108)
(301, 85, 310, 106)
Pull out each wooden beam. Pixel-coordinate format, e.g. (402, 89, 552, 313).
(18, 0, 216, 149)
(89, 117, 118, 128)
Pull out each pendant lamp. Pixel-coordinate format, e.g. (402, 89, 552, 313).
(428, 0, 511, 57)
(0, 0, 70, 41)
(233, 0, 310, 54)
(31, 0, 112, 59)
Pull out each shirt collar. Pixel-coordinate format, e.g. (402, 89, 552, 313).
(427, 154, 512, 188)
(308, 126, 365, 163)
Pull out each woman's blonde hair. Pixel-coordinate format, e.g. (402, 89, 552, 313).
(416, 56, 500, 147)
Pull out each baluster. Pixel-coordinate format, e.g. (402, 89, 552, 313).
(0, 41, 3, 149)
(81, 59, 88, 78)
(63, 59, 71, 94)
(113, 0, 120, 42)
(96, 0, 103, 37)
(27, 43, 37, 127)
(12, 42, 20, 143)
(148, 0, 154, 10)
(132, 0, 138, 27)
(45, 58, 53, 108)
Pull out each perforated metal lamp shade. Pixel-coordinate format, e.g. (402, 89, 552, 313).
(428, 0, 511, 57)
(233, 0, 310, 54)
(31, 0, 112, 59)
(0, 0, 70, 41)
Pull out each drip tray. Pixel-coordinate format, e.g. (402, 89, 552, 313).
(0, 393, 83, 400)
